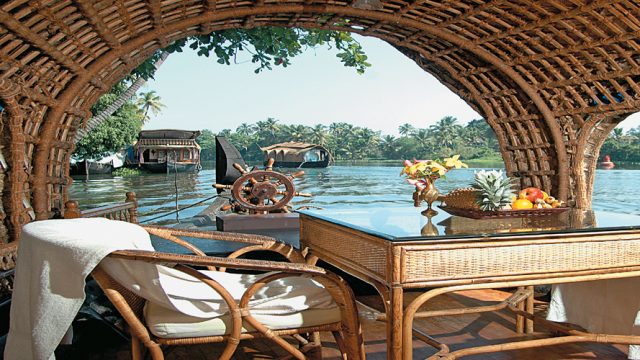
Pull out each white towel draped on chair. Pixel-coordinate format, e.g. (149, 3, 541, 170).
(547, 280, 640, 359)
(4, 218, 335, 360)
(5, 218, 153, 360)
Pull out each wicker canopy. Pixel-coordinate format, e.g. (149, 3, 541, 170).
(1, 0, 640, 242)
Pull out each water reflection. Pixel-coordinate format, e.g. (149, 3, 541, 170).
(68, 166, 640, 225)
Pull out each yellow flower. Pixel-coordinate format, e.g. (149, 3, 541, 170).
(444, 155, 468, 169)
(430, 162, 448, 176)
(401, 161, 428, 177)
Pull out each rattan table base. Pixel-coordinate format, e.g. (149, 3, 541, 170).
(300, 214, 640, 360)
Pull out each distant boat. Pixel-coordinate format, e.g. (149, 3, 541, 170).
(70, 154, 124, 175)
(600, 154, 615, 169)
(215, 136, 247, 193)
(129, 129, 202, 173)
(260, 142, 331, 168)
(70, 159, 113, 175)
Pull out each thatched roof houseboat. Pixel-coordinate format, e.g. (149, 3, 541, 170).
(261, 142, 331, 168)
(132, 129, 202, 173)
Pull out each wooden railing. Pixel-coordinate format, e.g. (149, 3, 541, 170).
(138, 139, 196, 147)
(64, 192, 138, 223)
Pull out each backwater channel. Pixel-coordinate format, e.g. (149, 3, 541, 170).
(69, 163, 640, 226)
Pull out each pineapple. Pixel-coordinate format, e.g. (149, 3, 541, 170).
(473, 170, 515, 211)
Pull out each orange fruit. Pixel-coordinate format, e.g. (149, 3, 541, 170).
(512, 198, 534, 210)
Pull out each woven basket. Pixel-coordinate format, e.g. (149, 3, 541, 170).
(439, 206, 569, 219)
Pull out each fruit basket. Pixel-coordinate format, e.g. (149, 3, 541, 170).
(438, 205, 569, 219)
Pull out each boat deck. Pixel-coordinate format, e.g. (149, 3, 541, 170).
(80, 289, 628, 359)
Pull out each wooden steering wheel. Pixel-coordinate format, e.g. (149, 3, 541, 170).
(214, 158, 310, 214)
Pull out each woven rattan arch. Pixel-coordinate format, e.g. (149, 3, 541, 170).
(1, 1, 640, 242)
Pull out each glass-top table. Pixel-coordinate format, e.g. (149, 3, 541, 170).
(298, 207, 640, 241)
(298, 206, 640, 360)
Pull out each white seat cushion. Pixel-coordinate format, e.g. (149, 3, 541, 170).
(144, 271, 341, 338)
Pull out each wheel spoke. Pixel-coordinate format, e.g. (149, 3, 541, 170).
(232, 163, 249, 174)
(289, 171, 305, 179)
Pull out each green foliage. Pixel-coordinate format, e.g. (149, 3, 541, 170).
(130, 27, 370, 81)
(600, 126, 640, 162)
(198, 116, 504, 162)
(112, 167, 143, 177)
(74, 109, 143, 160)
(197, 116, 640, 165)
(198, 129, 217, 161)
(136, 90, 165, 122)
(163, 27, 370, 75)
(74, 84, 144, 160)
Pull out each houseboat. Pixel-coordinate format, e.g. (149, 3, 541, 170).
(261, 142, 331, 168)
(130, 129, 202, 173)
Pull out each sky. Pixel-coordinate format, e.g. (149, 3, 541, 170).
(143, 35, 640, 135)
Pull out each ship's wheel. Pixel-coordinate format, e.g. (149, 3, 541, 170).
(213, 158, 310, 214)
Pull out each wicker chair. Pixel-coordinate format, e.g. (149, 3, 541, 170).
(91, 225, 365, 360)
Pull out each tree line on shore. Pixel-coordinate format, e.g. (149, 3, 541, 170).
(197, 116, 503, 162)
(197, 117, 640, 164)
(600, 127, 640, 163)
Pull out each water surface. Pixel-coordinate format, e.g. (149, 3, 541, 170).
(68, 165, 640, 225)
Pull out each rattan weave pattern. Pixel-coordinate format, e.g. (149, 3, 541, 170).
(301, 219, 388, 278)
(2, 1, 640, 241)
(403, 238, 640, 283)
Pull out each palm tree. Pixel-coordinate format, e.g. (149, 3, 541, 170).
(430, 116, 461, 150)
(236, 123, 256, 137)
(256, 118, 280, 144)
(380, 135, 398, 158)
(75, 51, 170, 142)
(411, 128, 434, 158)
(309, 124, 328, 146)
(285, 125, 311, 142)
(136, 90, 166, 122)
(398, 123, 415, 137)
(611, 128, 624, 140)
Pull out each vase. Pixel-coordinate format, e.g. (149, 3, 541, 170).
(420, 181, 440, 216)
(420, 211, 439, 236)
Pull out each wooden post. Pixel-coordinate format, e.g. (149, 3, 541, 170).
(64, 200, 80, 219)
(525, 286, 535, 333)
(125, 191, 138, 223)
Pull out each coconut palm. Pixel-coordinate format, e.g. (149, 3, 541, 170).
(398, 123, 416, 137)
(430, 116, 461, 149)
(380, 135, 399, 157)
(411, 128, 434, 158)
(136, 90, 166, 122)
(284, 125, 311, 142)
(611, 128, 624, 140)
(236, 123, 256, 137)
(309, 124, 328, 146)
(75, 52, 169, 142)
(256, 118, 280, 144)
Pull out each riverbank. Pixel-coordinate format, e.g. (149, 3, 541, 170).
(331, 156, 505, 167)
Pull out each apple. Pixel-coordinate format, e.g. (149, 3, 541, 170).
(519, 187, 544, 203)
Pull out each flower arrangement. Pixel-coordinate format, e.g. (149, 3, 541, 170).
(400, 155, 467, 189)
(401, 155, 468, 215)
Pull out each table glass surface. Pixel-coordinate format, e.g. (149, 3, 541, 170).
(298, 206, 640, 241)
